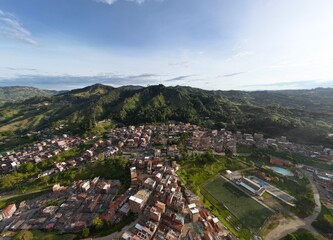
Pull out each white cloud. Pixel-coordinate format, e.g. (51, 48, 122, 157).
(94, 0, 161, 5)
(127, 0, 146, 4)
(0, 9, 38, 45)
(94, 0, 118, 5)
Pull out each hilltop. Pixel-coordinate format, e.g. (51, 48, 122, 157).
(0, 84, 332, 147)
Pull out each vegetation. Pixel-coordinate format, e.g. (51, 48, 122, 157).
(202, 176, 273, 233)
(12, 229, 76, 240)
(237, 145, 333, 172)
(0, 142, 93, 193)
(177, 151, 248, 193)
(87, 213, 137, 237)
(242, 168, 315, 218)
(0, 86, 59, 103)
(91, 217, 103, 230)
(0, 189, 51, 209)
(177, 152, 253, 239)
(312, 204, 333, 235)
(199, 188, 253, 240)
(0, 84, 332, 147)
(25, 155, 131, 192)
(281, 228, 326, 240)
(0, 155, 130, 209)
(265, 149, 333, 171)
(236, 144, 255, 154)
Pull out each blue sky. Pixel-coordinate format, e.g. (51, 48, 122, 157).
(1, 0, 333, 90)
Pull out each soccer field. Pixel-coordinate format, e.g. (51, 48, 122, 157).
(202, 176, 273, 232)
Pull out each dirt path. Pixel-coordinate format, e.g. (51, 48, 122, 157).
(264, 172, 322, 240)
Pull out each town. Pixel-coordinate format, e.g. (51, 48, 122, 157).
(0, 123, 333, 240)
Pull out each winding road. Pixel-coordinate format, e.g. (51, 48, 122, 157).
(264, 171, 323, 240)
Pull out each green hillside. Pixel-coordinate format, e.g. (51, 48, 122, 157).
(0, 84, 332, 147)
(0, 86, 59, 103)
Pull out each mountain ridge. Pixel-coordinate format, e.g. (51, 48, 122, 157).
(0, 84, 332, 147)
(0, 86, 61, 103)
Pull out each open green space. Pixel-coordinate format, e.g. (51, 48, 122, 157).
(236, 144, 255, 154)
(0, 189, 51, 209)
(242, 168, 315, 218)
(177, 151, 248, 193)
(200, 186, 253, 240)
(202, 176, 273, 233)
(178, 152, 254, 239)
(312, 204, 333, 235)
(236, 146, 333, 172)
(281, 228, 326, 240)
(267, 150, 333, 171)
(12, 229, 76, 240)
(248, 148, 333, 171)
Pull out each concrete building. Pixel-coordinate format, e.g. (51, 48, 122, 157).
(129, 190, 150, 213)
(237, 177, 265, 196)
(188, 203, 199, 222)
(129, 196, 144, 213)
(144, 177, 156, 190)
(149, 206, 162, 222)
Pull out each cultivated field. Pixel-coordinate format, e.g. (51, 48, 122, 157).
(202, 176, 273, 232)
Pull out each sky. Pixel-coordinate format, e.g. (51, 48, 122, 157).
(1, 0, 333, 91)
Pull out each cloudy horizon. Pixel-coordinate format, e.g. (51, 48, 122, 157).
(1, 0, 333, 91)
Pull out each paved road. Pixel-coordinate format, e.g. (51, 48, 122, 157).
(264, 171, 323, 240)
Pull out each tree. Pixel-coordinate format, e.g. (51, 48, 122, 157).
(40, 175, 50, 185)
(92, 217, 103, 230)
(285, 234, 297, 240)
(20, 162, 34, 173)
(0, 174, 18, 190)
(225, 148, 233, 158)
(13, 230, 33, 240)
(81, 227, 90, 238)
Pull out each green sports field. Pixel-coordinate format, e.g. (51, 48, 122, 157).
(202, 176, 273, 232)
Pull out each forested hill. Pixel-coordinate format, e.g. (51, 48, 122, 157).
(0, 86, 59, 103)
(0, 84, 332, 147)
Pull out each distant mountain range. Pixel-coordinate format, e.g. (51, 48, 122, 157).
(0, 86, 60, 103)
(0, 84, 332, 147)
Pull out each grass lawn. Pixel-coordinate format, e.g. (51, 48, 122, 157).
(30, 230, 76, 240)
(281, 228, 326, 240)
(177, 153, 248, 193)
(312, 204, 333, 235)
(178, 153, 254, 239)
(12, 230, 76, 240)
(0, 189, 52, 209)
(202, 176, 273, 233)
(236, 144, 254, 154)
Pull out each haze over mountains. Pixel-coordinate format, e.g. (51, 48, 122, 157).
(0, 84, 332, 147)
(0, 86, 59, 103)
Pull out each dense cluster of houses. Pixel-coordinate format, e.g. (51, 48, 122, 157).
(0, 136, 84, 174)
(2, 122, 332, 239)
(0, 177, 122, 232)
(118, 154, 236, 240)
(0, 151, 237, 239)
(0, 123, 242, 239)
